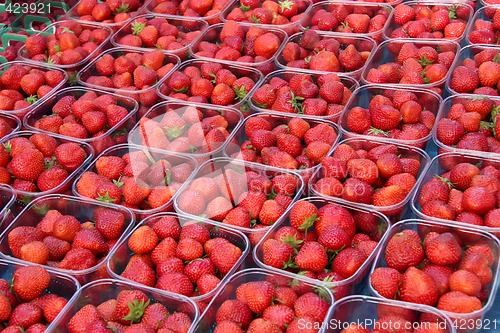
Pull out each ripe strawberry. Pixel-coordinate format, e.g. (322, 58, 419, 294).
(400, 267, 439, 306)
(424, 232, 462, 265)
(371, 267, 402, 299)
(112, 290, 150, 325)
(437, 291, 482, 313)
(263, 239, 294, 269)
(210, 241, 241, 274)
(385, 230, 424, 271)
(295, 241, 328, 272)
(450, 66, 480, 93)
(13, 266, 50, 301)
(332, 247, 367, 278)
(293, 292, 329, 323)
(290, 201, 318, 231)
(216, 300, 252, 329)
(128, 226, 158, 254)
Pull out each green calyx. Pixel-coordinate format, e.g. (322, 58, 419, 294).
(367, 127, 389, 136)
(233, 85, 248, 101)
(26, 95, 39, 104)
(434, 174, 454, 189)
(164, 125, 185, 139)
(115, 2, 130, 13)
(240, 4, 251, 11)
(122, 299, 150, 324)
(33, 204, 49, 216)
(278, 0, 294, 10)
(448, 7, 457, 19)
(298, 213, 319, 232)
(96, 191, 117, 203)
(417, 56, 434, 67)
(131, 21, 146, 35)
(280, 234, 303, 248)
(288, 91, 304, 114)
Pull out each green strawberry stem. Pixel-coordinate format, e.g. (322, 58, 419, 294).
(278, 0, 294, 10)
(239, 4, 251, 11)
(115, 2, 130, 13)
(32, 204, 49, 215)
(233, 86, 248, 101)
(367, 127, 389, 137)
(164, 125, 185, 140)
(131, 22, 146, 36)
(122, 299, 150, 324)
(26, 95, 39, 104)
(96, 191, 117, 203)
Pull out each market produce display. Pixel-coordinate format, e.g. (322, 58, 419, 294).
(0, 0, 500, 332)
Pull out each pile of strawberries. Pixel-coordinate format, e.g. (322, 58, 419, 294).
(82, 49, 177, 106)
(468, 7, 500, 44)
(227, 114, 338, 171)
(22, 20, 111, 66)
(371, 225, 496, 315)
(6, 205, 127, 272)
(73, 0, 144, 25)
(158, 61, 259, 107)
(210, 276, 331, 332)
(0, 30, 30, 62)
(131, 102, 241, 155)
(66, 288, 194, 332)
(305, 3, 390, 42)
(0, 64, 65, 113)
(448, 47, 500, 95)
(250, 72, 354, 117)
(386, 3, 471, 40)
(191, 21, 285, 74)
(311, 141, 424, 216)
(0, 265, 70, 331)
(0, 133, 90, 195)
(342, 87, 438, 148)
(146, 0, 229, 21)
(364, 41, 457, 86)
(278, 30, 373, 75)
(259, 199, 387, 299)
(223, 0, 310, 32)
(28, 90, 134, 145)
(111, 215, 244, 298)
(113, 16, 206, 59)
(175, 164, 300, 234)
(434, 95, 500, 155)
(75, 147, 194, 212)
(417, 159, 500, 231)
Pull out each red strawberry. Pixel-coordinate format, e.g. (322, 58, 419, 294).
(400, 267, 439, 306)
(370, 267, 402, 299)
(216, 300, 252, 329)
(385, 230, 424, 271)
(437, 291, 482, 313)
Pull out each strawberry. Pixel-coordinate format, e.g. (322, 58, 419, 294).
(424, 232, 462, 265)
(293, 292, 329, 323)
(216, 300, 253, 329)
(9, 149, 45, 182)
(156, 272, 193, 296)
(263, 238, 294, 268)
(112, 290, 150, 325)
(209, 241, 241, 274)
(294, 241, 328, 272)
(437, 291, 482, 313)
(289, 200, 318, 231)
(54, 142, 87, 172)
(13, 266, 50, 301)
(450, 66, 480, 93)
(400, 267, 439, 306)
(449, 270, 482, 297)
(371, 267, 402, 299)
(128, 226, 158, 254)
(462, 186, 496, 215)
(371, 105, 401, 131)
(385, 230, 424, 271)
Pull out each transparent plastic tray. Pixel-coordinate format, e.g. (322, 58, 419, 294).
(370, 219, 500, 333)
(48, 278, 199, 333)
(107, 211, 250, 303)
(173, 157, 304, 244)
(23, 86, 139, 155)
(0, 194, 135, 285)
(111, 14, 209, 60)
(411, 152, 500, 236)
(339, 84, 442, 149)
(127, 100, 243, 164)
(275, 31, 376, 80)
(77, 46, 181, 107)
(71, 143, 198, 218)
(253, 196, 391, 299)
(309, 137, 431, 220)
(17, 20, 113, 70)
(465, 5, 500, 45)
(194, 267, 335, 332)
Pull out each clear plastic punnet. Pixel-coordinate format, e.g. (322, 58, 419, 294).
(189, 22, 288, 75)
(23, 86, 139, 155)
(173, 157, 304, 246)
(107, 211, 250, 304)
(411, 152, 500, 237)
(17, 20, 113, 71)
(275, 31, 377, 80)
(339, 84, 443, 150)
(301, 1, 394, 43)
(253, 196, 391, 300)
(194, 267, 335, 332)
(77, 46, 181, 107)
(111, 14, 209, 60)
(361, 39, 460, 90)
(48, 278, 199, 333)
(0, 194, 135, 285)
(309, 137, 431, 221)
(127, 100, 244, 164)
(369, 219, 500, 333)
(465, 5, 500, 45)
(431, 94, 500, 158)
(0, 130, 94, 201)
(383, 1, 473, 44)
